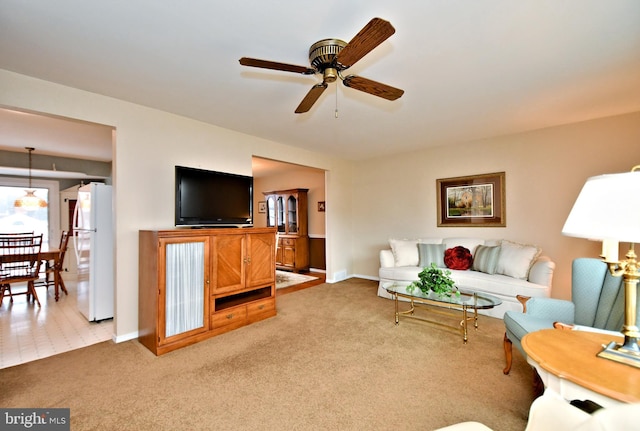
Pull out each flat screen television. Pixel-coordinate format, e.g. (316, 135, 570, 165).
(175, 166, 253, 227)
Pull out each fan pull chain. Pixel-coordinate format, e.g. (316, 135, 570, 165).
(335, 83, 339, 119)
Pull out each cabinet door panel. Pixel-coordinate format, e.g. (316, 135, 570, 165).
(212, 234, 245, 294)
(247, 232, 275, 287)
(266, 196, 276, 227)
(287, 195, 298, 233)
(160, 238, 209, 344)
(276, 197, 285, 232)
(282, 245, 296, 268)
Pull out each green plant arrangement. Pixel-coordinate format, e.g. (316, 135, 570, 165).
(407, 262, 459, 297)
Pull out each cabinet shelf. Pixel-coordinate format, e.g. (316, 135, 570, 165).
(215, 286, 272, 311)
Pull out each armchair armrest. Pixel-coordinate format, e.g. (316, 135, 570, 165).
(380, 249, 395, 268)
(525, 297, 575, 324)
(569, 325, 623, 337)
(516, 294, 531, 312)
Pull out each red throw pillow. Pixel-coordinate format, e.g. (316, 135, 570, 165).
(444, 246, 473, 270)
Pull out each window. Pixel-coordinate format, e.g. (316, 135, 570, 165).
(0, 178, 60, 249)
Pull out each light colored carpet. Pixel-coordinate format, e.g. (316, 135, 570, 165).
(275, 269, 318, 289)
(0, 278, 534, 430)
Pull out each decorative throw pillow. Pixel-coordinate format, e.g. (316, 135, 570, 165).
(389, 239, 419, 266)
(472, 245, 501, 274)
(444, 246, 473, 270)
(496, 240, 541, 280)
(418, 243, 446, 268)
(443, 238, 485, 255)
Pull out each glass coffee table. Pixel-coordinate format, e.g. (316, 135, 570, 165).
(383, 281, 502, 343)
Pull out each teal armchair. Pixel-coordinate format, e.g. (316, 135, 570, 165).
(503, 257, 629, 375)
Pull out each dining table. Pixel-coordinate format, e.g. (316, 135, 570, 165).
(0, 246, 66, 301)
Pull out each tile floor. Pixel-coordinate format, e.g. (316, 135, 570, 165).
(0, 278, 113, 369)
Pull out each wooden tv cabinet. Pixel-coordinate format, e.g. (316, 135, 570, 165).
(138, 227, 277, 355)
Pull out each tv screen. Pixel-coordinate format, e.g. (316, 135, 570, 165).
(175, 166, 253, 227)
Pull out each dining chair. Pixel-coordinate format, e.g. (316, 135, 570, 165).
(0, 232, 35, 301)
(0, 235, 33, 306)
(35, 231, 70, 299)
(0, 234, 44, 307)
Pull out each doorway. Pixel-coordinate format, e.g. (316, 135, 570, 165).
(0, 108, 114, 368)
(251, 156, 326, 272)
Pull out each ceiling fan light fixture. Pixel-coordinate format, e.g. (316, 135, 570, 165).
(323, 67, 338, 83)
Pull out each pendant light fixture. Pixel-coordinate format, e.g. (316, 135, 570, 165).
(14, 147, 47, 210)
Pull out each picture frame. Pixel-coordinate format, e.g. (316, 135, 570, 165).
(437, 172, 506, 227)
(258, 201, 266, 214)
(317, 201, 326, 212)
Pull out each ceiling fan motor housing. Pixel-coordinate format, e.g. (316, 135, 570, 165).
(309, 38, 347, 82)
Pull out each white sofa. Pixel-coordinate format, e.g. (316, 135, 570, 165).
(378, 237, 555, 318)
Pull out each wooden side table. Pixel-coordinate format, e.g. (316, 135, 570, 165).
(522, 329, 640, 407)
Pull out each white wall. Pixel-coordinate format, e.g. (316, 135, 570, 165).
(351, 111, 640, 300)
(0, 69, 353, 341)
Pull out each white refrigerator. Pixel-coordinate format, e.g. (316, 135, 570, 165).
(73, 182, 114, 322)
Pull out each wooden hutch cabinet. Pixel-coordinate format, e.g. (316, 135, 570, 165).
(138, 227, 276, 355)
(262, 188, 309, 272)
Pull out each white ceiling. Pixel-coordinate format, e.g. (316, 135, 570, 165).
(0, 107, 113, 161)
(0, 1, 639, 162)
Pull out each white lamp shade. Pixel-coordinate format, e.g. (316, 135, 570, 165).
(562, 170, 640, 243)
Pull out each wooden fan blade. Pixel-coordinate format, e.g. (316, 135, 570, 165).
(342, 75, 404, 101)
(335, 18, 395, 68)
(239, 57, 316, 75)
(295, 83, 328, 113)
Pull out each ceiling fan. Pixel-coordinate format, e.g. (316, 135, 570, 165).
(239, 17, 404, 114)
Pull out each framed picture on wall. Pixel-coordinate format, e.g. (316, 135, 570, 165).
(258, 201, 266, 213)
(437, 172, 506, 227)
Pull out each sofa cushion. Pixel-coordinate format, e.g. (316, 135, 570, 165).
(496, 240, 541, 280)
(503, 311, 556, 342)
(444, 246, 473, 270)
(389, 239, 419, 266)
(472, 245, 501, 274)
(418, 243, 446, 267)
(379, 265, 422, 282)
(379, 267, 551, 298)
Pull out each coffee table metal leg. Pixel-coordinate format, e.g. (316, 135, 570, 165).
(462, 305, 468, 343)
(473, 292, 479, 330)
(394, 293, 399, 325)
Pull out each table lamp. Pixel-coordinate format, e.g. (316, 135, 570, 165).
(562, 165, 640, 368)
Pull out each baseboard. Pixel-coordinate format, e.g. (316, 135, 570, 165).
(352, 273, 379, 281)
(113, 331, 139, 344)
